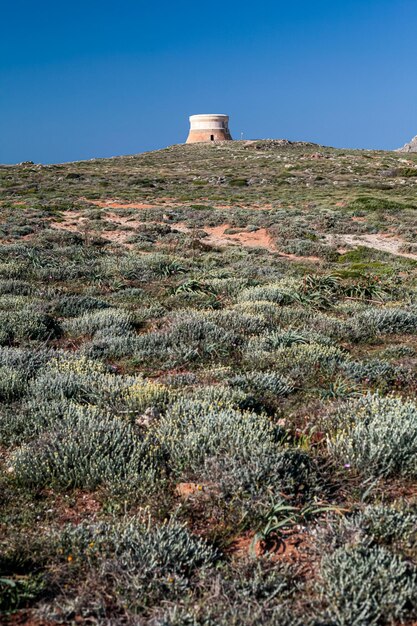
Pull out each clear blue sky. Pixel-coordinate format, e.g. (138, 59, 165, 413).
(1, 0, 416, 163)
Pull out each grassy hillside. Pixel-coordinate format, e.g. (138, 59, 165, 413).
(1, 140, 417, 625)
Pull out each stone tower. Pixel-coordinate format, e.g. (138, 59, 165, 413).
(186, 114, 232, 143)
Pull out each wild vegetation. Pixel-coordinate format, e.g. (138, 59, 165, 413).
(0, 139, 417, 624)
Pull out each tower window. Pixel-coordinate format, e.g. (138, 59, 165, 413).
(210, 135, 214, 141)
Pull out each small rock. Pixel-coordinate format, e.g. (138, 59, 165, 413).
(135, 406, 160, 428)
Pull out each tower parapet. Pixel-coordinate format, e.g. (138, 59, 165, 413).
(186, 114, 232, 143)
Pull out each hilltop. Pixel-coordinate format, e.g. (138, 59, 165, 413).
(398, 134, 417, 153)
(2, 140, 417, 260)
(1, 141, 417, 625)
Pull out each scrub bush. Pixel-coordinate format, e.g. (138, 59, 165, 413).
(342, 359, 415, 389)
(51, 293, 110, 317)
(318, 544, 417, 625)
(28, 357, 168, 416)
(0, 365, 27, 402)
(328, 394, 417, 478)
(57, 517, 217, 577)
(0, 279, 33, 295)
(50, 517, 218, 613)
(0, 346, 53, 378)
(209, 309, 269, 336)
(134, 312, 239, 366)
(275, 343, 347, 375)
(63, 308, 134, 337)
(229, 370, 294, 398)
(0, 310, 61, 345)
(348, 504, 417, 547)
(238, 280, 299, 306)
(205, 447, 319, 512)
(11, 405, 158, 489)
(355, 307, 417, 335)
(155, 399, 278, 475)
(82, 331, 140, 359)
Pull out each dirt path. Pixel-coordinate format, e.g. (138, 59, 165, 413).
(83, 198, 162, 210)
(49, 209, 319, 261)
(50, 210, 135, 247)
(82, 197, 278, 211)
(174, 222, 320, 261)
(325, 233, 417, 261)
(204, 224, 276, 250)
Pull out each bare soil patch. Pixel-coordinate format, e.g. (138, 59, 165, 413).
(85, 199, 159, 210)
(229, 528, 316, 575)
(204, 224, 276, 250)
(50, 212, 321, 261)
(325, 233, 417, 260)
(50, 210, 86, 232)
(50, 210, 135, 247)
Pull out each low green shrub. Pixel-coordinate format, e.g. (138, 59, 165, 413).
(0, 573, 45, 614)
(238, 280, 299, 306)
(342, 359, 415, 389)
(348, 504, 417, 547)
(0, 310, 61, 345)
(229, 370, 294, 398)
(51, 517, 218, 612)
(348, 196, 410, 212)
(328, 394, 417, 478)
(134, 312, 239, 366)
(354, 307, 417, 335)
(11, 405, 158, 489)
(63, 308, 134, 337)
(51, 293, 110, 317)
(0, 365, 27, 402)
(318, 544, 417, 625)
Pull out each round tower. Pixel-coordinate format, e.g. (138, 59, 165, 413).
(186, 114, 232, 144)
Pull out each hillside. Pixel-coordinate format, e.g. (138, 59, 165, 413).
(1, 140, 417, 625)
(398, 135, 417, 153)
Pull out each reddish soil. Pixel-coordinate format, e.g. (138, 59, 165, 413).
(204, 224, 276, 251)
(175, 482, 205, 499)
(50, 211, 135, 248)
(174, 481, 219, 500)
(378, 480, 417, 502)
(104, 211, 148, 228)
(42, 490, 101, 526)
(229, 528, 316, 574)
(199, 224, 320, 261)
(50, 207, 319, 262)
(82, 197, 280, 212)
(229, 531, 263, 558)
(50, 211, 86, 232)
(2, 611, 55, 626)
(85, 199, 159, 210)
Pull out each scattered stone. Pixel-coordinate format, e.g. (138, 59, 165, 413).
(135, 406, 160, 428)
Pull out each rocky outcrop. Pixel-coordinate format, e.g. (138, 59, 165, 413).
(397, 135, 417, 153)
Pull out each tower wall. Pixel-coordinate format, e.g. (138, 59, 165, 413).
(186, 114, 232, 143)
